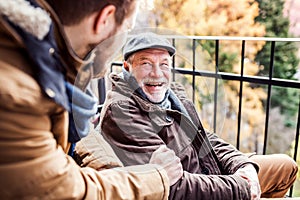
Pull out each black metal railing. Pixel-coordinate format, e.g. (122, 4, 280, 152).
(103, 35, 300, 197)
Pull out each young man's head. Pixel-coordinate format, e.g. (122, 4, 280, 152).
(46, 0, 137, 26)
(123, 32, 176, 103)
(46, 0, 139, 58)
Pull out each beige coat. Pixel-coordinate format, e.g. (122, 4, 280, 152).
(0, 0, 169, 199)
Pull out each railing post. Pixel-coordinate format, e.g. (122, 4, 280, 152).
(192, 39, 196, 103)
(289, 101, 300, 197)
(172, 38, 176, 81)
(263, 41, 276, 155)
(97, 78, 106, 105)
(214, 40, 219, 133)
(236, 40, 246, 150)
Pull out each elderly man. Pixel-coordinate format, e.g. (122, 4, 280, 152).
(0, 1, 183, 199)
(99, 32, 298, 199)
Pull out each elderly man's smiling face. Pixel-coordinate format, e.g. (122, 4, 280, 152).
(124, 48, 172, 103)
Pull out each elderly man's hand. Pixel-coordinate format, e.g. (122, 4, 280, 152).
(149, 145, 183, 186)
(235, 164, 261, 200)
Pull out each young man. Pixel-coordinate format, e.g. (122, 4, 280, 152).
(99, 32, 298, 199)
(0, 1, 182, 199)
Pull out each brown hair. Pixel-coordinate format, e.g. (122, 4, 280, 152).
(46, 0, 136, 26)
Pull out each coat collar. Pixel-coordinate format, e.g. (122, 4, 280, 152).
(0, 0, 93, 85)
(109, 72, 190, 116)
(0, 0, 94, 109)
(0, 0, 51, 40)
(35, 0, 93, 85)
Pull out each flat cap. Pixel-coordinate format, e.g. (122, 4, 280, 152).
(123, 32, 176, 60)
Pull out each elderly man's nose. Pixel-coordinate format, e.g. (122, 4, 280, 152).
(150, 65, 163, 77)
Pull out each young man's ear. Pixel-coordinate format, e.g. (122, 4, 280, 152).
(94, 5, 116, 35)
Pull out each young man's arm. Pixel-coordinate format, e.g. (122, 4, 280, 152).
(0, 65, 170, 199)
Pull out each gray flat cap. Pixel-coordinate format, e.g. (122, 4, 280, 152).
(123, 32, 176, 60)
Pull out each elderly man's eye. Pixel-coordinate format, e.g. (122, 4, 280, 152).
(141, 62, 152, 67)
(160, 63, 170, 70)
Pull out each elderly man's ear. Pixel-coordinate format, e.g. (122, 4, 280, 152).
(123, 61, 130, 71)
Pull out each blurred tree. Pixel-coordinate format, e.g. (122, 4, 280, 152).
(148, 0, 266, 74)
(151, 0, 265, 37)
(254, 0, 299, 126)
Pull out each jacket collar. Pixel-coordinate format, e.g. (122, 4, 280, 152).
(0, 0, 99, 143)
(0, 0, 94, 109)
(0, 0, 93, 84)
(36, 0, 93, 85)
(0, 0, 51, 40)
(109, 72, 190, 118)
